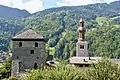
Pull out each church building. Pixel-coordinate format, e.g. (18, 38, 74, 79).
(69, 18, 120, 67)
(69, 19, 101, 67)
(11, 29, 47, 76)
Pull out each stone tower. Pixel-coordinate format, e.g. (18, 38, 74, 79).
(11, 29, 47, 76)
(76, 19, 88, 57)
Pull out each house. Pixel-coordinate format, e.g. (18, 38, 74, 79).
(11, 29, 47, 76)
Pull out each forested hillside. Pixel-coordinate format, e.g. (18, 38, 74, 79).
(0, 19, 24, 52)
(87, 17, 120, 58)
(0, 5, 30, 20)
(0, 1, 120, 59)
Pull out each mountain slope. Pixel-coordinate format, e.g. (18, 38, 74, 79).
(0, 1, 120, 59)
(110, 1, 120, 9)
(22, 1, 120, 59)
(0, 5, 30, 20)
(28, 1, 120, 21)
(0, 20, 24, 51)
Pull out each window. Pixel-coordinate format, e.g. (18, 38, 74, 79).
(30, 50, 34, 54)
(35, 42, 38, 47)
(17, 56, 18, 59)
(19, 42, 22, 47)
(34, 63, 38, 69)
(37, 57, 39, 59)
(80, 45, 84, 49)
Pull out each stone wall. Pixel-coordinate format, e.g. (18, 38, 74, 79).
(76, 41, 88, 57)
(12, 40, 47, 76)
(11, 60, 20, 76)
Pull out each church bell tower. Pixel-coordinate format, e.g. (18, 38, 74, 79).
(76, 18, 88, 57)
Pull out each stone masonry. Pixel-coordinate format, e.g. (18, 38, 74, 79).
(11, 29, 47, 76)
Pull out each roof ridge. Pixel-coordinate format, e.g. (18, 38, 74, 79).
(13, 29, 44, 39)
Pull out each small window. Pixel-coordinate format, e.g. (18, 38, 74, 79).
(80, 45, 84, 49)
(19, 42, 22, 47)
(35, 42, 38, 47)
(37, 57, 39, 59)
(34, 63, 38, 69)
(17, 56, 18, 59)
(30, 50, 34, 54)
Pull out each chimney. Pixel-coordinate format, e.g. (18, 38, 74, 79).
(83, 59, 87, 62)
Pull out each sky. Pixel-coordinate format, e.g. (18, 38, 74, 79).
(0, 0, 119, 13)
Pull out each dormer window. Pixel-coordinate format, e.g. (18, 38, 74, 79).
(35, 42, 38, 47)
(19, 42, 22, 47)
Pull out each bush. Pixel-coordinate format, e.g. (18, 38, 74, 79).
(85, 59, 120, 80)
(26, 66, 85, 80)
(46, 66, 84, 80)
(25, 59, 120, 80)
(0, 59, 11, 79)
(8, 76, 19, 80)
(25, 69, 47, 80)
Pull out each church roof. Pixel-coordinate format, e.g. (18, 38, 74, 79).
(69, 57, 120, 65)
(111, 59, 120, 64)
(69, 57, 101, 64)
(12, 29, 44, 39)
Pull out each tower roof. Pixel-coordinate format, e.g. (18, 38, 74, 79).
(13, 29, 44, 39)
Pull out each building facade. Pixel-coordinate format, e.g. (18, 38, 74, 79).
(11, 29, 47, 76)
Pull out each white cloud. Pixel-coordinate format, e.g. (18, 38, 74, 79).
(0, 0, 118, 13)
(0, 0, 12, 6)
(56, 0, 118, 6)
(0, 0, 44, 13)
